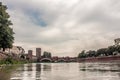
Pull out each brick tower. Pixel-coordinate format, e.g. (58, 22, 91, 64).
(36, 48, 41, 61)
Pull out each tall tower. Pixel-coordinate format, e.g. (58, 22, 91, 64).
(36, 48, 41, 61)
(28, 50, 33, 60)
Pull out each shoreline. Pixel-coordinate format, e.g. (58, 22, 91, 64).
(78, 55, 120, 62)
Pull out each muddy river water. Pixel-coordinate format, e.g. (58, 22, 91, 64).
(0, 62, 120, 80)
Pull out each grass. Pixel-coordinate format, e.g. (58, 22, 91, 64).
(0, 57, 28, 65)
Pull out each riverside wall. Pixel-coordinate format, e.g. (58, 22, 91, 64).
(78, 56, 120, 62)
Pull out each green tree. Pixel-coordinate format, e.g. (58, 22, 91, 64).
(87, 50, 96, 57)
(0, 2, 14, 51)
(42, 51, 52, 58)
(96, 48, 108, 57)
(78, 50, 87, 58)
(115, 45, 120, 54)
(107, 46, 116, 56)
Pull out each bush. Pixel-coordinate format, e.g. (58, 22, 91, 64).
(0, 57, 28, 65)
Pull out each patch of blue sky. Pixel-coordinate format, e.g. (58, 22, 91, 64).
(6, 3, 47, 27)
(26, 10, 47, 27)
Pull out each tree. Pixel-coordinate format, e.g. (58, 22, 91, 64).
(115, 45, 120, 54)
(42, 51, 52, 58)
(87, 50, 96, 57)
(107, 46, 116, 56)
(0, 2, 14, 51)
(96, 48, 108, 57)
(78, 50, 87, 58)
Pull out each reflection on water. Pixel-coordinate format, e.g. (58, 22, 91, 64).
(0, 62, 120, 80)
(80, 63, 120, 72)
(79, 63, 120, 80)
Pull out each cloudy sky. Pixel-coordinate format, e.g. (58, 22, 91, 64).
(1, 0, 120, 56)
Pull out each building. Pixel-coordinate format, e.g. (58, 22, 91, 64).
(36, 48, 41, 61)
(28, 50, 33, 60)
(0, 46, 25, 60)
(1, 46, 25, 55)
(12, 46, 25, 54)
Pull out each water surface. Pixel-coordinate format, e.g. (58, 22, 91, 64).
(0, 62, 120, 80)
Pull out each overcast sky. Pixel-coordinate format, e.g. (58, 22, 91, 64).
(1, 0, 120, 56)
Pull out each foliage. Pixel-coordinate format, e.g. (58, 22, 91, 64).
(78, 50, 86, 58)
(96, 48, 108, 57)
(78, 45, 120, 58)
(0, 57, 13, 65)
(42, 51, 52, 58)
(0, 57, 28, 65)
(0, 2, 14, 51)
(86, 50, 96, 57)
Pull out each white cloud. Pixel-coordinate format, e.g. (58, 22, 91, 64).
(1, 0, 120, 56)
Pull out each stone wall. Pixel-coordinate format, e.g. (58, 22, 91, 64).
(78, 56, 120, 62)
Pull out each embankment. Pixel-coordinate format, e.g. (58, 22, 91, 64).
(78, 56, 120, 62)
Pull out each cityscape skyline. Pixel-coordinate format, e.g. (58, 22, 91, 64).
(2, 0, 120, 56)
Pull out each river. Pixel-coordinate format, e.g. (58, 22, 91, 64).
(0, 62, 120, 80)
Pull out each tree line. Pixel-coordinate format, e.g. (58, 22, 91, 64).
(78, 45, 120, 58)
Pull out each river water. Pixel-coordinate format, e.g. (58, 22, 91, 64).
(0, 62, 120, 80)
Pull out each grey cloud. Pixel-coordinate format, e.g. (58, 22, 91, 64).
(80, 0, 120, 32)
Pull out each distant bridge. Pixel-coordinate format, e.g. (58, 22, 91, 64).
(40, 58, 52, 62)
(57, 59, 66, 62)
(39, 57, 77, 62)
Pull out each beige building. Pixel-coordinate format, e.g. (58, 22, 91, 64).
(11, 46, 25, 54)
(0, 46, 25, 59)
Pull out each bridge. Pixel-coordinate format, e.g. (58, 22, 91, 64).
(40, 58, 52, 62)
(38, 57, 77, 62)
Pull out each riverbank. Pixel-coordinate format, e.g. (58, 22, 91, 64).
(78, 55, 120, 62)
(0, 57, 29, 70)
(0, 51, 30, 68)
